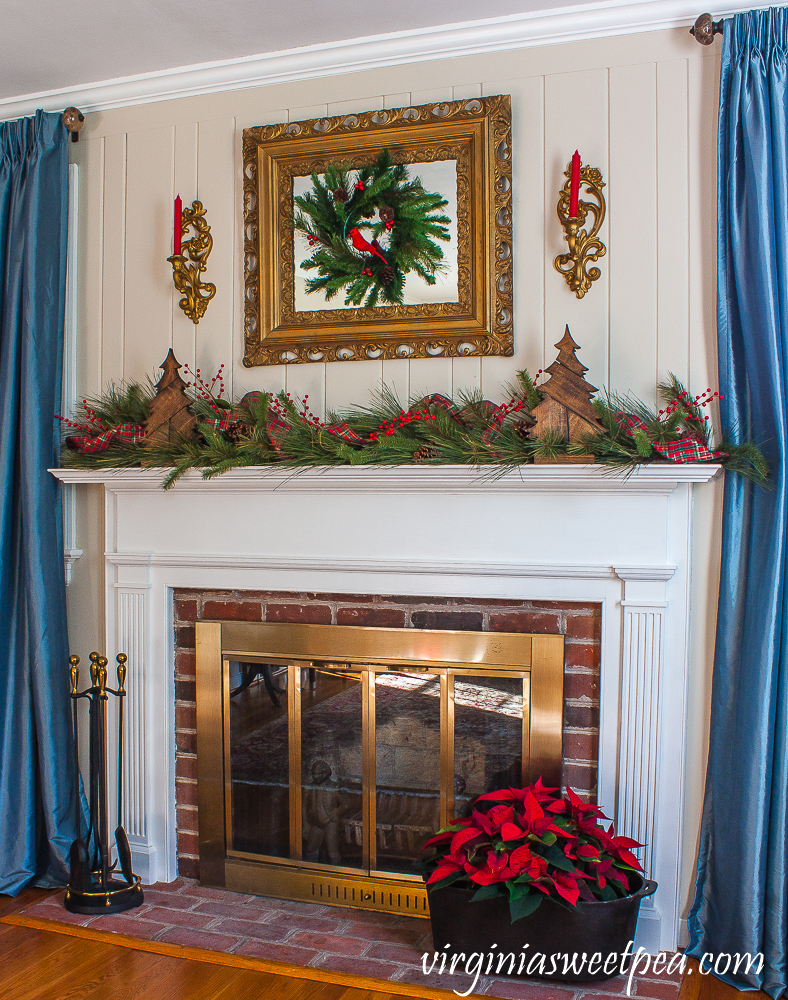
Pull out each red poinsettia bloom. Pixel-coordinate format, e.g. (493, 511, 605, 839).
(425, 849, 468, 885)
(449, 824, 485, 856)
(468, 850, 517, 885)
(551, 871, 583, 906)
(500, 821, 528, 842)
(419, 779, 646, 921)
(509, 844, 547, 879)
(476, 776, 560, 807)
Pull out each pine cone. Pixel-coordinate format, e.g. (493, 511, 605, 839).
(380, 265, 394, 285)
(379, 205, 395, 223)
(333, 187, 348, 203)
(413, 445, 439, 462)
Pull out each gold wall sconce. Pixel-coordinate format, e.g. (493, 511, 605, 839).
(554, 154, 606, 299)
(167, 198, 216, 324)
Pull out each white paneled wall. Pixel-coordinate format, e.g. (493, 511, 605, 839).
(73, 30, 719, 416)
(67, 28, 722, 932)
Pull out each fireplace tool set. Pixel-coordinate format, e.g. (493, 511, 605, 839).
(65, 651, 144, 914)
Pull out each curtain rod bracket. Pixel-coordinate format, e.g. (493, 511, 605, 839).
(62, 107, 85, 143)
(690, 12, 723, 43)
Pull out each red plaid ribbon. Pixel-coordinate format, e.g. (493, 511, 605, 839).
(202, 392, 267, 433)
(266, 410, 291, 454)
(326, 422, 364, 444)
(615, 413, 725, 462)
(202, 413, 241, 433)
(65, 424, 146, 454)
(202, 393, 364, 452)
(202, 393, 289, 448)
(240, 391, 266, 411)
(417, 394, 468, 425)
(656, 437, 725, 462)
(419, 393, 519, 453)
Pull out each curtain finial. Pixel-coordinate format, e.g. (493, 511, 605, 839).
(62, 107, 84, 143)
(690, 13, 723, 44)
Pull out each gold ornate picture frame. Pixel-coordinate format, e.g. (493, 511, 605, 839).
(242, 95, 512, 367)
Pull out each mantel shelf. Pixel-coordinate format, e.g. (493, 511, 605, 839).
(50, 463, 721, 496)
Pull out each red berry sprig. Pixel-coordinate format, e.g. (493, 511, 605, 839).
(184, 364, 227, 416)
(658, 388, 723, 424)
(298, 394, 327, 430)
(491, 397, 528, 427)
(55, 412, 95, 433)
(370, 409, 437, 441)
(270, 392, 329, 432)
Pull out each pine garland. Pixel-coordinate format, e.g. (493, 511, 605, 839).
(293, 150, 451, 307)
(58, 370, 768, 490)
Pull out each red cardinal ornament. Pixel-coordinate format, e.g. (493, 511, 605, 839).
(349, 227, 387, 264)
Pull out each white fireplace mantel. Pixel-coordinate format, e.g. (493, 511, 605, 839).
(52, 463, 721, 952)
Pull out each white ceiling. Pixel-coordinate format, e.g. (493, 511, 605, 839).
(0, 0, 596, 101)
(1, 0, 780, 117)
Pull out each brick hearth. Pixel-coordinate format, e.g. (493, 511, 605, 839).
(20, 880, 681, 999)
(172, 589, 601, 881)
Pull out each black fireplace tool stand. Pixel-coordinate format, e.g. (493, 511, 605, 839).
(65, 651, 144, 914)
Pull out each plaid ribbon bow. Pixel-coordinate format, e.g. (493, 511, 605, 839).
(615, 413, 725, 462)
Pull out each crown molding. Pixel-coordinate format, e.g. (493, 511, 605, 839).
(0, 0, 765, 121)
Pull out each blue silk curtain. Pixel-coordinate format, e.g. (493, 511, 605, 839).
(686, 10, 788, 995)
(0, 111, 77, 893)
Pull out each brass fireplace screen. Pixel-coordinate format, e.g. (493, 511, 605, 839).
(196, 621, 564, 916)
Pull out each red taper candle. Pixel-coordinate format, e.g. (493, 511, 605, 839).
(173, 195, 182, 255)
(569, 151, 581, 218)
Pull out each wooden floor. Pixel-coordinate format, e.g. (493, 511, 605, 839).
(0, 889, 417, 1000)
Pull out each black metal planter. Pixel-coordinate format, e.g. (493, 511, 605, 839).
(427, 875, 657, 983)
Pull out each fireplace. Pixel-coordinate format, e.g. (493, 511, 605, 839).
(51, 462, 721, 950)
(195, 619, 564, 914)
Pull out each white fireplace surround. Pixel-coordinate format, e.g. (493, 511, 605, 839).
(52, 463, 720, 953)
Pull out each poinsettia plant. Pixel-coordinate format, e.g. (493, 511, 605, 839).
(416, 779, 645, 922)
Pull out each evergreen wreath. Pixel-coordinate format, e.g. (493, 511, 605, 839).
(292, 150, 451, 308)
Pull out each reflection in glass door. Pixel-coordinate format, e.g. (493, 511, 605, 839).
(373, 671, 442, 875)
(227, 659, 290, 858)
(300, 665, 364, 870)
(226, 660, 530, 878)
(453, 674, 529, 817)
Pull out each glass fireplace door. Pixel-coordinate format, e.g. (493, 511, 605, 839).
(201, 621, 563, 913)
(226, 658, 531, 879)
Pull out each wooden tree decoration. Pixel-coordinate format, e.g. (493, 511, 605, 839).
(531, 327, 603, 460)
(144, 349, 198, 451)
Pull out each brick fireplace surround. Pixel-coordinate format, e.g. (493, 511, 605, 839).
(173, 590, 601, 879)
